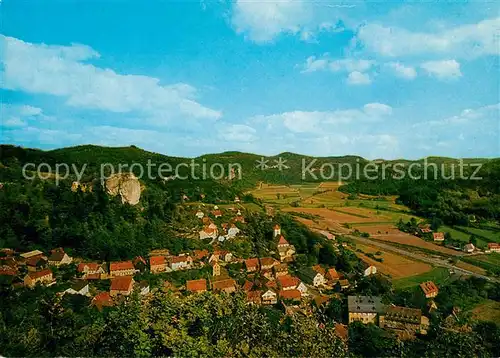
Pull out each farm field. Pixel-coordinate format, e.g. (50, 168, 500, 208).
(355, 243, 432, 279)
(457, 226, 500, 243)
(282, 207, 394, 223)
(368, 233, 462, 256)
(455, 261, 487, 275)
(470, 253, 500, 270)
(392, 267, 452, 290)
(470, 300, 500, 324)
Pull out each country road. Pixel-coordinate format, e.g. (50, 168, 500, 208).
(348, 235, 500, 284)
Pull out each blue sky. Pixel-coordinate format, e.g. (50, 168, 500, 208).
(1, 0, 499, 159)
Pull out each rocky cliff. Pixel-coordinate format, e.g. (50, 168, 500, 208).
(105, 173, 141, 205)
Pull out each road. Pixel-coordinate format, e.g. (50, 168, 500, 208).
(348, 235, 500, 283)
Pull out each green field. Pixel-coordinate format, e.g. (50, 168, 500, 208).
(393, 267, 451, 290)
(457, 226, 500, 243)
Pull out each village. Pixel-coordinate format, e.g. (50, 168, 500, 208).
(0, 199, 454, 341)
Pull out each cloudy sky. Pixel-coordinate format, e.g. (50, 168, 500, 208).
(1, 1, 499, 159)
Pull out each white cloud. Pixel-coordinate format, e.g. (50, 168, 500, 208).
(386, 62, 417, 79)
(219, 124, 258, 142)
(347, 71, 371, 85)
(249, 102, 392, 134)
(357, 17, 500, 58)
(302, 56, 376, 74)
(420, 59, 462, 79)
(231, 0, 311, 43)
(0, 35, 222, 123)
(1, 104, 47, 128)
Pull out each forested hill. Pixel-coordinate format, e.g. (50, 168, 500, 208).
(1, 144, 496, 187)
(1, 144, 499, 228)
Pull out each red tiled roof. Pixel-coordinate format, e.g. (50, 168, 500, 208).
(247, 290, 262, 302)
(279, 289, 301, 300)
(186, 279, 207, 292)
(78, 262, 101, 272)
(278, 236, 288, 245)
(150, 256, 166, 266)
(266, 280, 278, 289)
(420, 281, 439, 295)
(110, 276, 133, 291)
(488, 243, 500, 249)
(110, 261, 134, 272)
(242, 280, 254, 292)
(277, 275, 300, 289)
(274, 224, 281, 229)
(0, 268, 16, 276)
(171, 256, 191, 264)
(26, 257, 45, 266)
(194, 250, 209, 260)
(245, 258, 259, 269)
(433, 232, 445, 240)
(212, 279, 236, 291)
(86, 273, 101, 280)
(260, 257, 275, 267)
(213, 210, 223, 216)
(93, 292, 113, 308)
(327, 268, 340, 280)
(312, 265, 326, 276)
(28, 269, 52, 279)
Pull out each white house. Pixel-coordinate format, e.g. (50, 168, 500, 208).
(65, 281, 90, 296)
(227, 224, 240, 239)
(463, 243, 475, 253)
(195, 211, 205, 219)
(363, 265, 377, 277)
(297, 282, 308, 296)
(262, 290, 278, 305)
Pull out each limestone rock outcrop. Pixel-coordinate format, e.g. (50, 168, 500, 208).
(105, 173, 141, 205)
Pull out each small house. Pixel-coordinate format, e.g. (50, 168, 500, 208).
(211, 261, 221, 276)
(170, 255, 193, 271)
(273, 224, 281, 238)
(246, 290, 262, 305)
(65, 280, 90, 296)
(245, 258, 259, 272)
(463, 243, 475, 253)
(273, 263, 288, 278)
(211, 279, 237, 294)
(150, 256, 168, 274)
(260, 257, 276, 271)
(299, 268, 327, 287)
(420, 281, 439, 298)
(262, 289, 278, 305)
(138, 281, 150, 296)
(92, 292, 114, 310)
(279, 289, 301, 302)
(348, 296, 384, 324)
(24, 269, 53, 288)
(48, 248, 73, 267)
(277, 275, 300, 291)
(433, 232, 445, 242)
(110, 261, 136, 277)
(186, 279, 207, 293)
(110, 276, 134, 297)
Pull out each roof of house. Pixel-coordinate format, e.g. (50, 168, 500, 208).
(78, 262, 101, 272)
(384, 306, 422, 324)
(110, 261, 135, 271)
(335, 324, 348, 341)
(347, 296, 384, 314)
(70, 280, 89, 292)
(171, 255, 191, 264)
(20, 250, 44, 259)
(242, 280, 254, 292)
(193, 249, 209, 260)
(186, 279, 207, 292)
(312, 265, 326, 276)
(48, 251, 67, 262)
(260, 257, 275, 267)
(0, 268, 17, 276)
(420, 281, 439, 295)
(93, 292, 113, 308)
(279, 289, 301, 300)
(433, 232, 445, 240)
(212, 279, 236, 290)
(327, 268, 340, 280)
(110, 276, 133, 291)
(464, 243, 475, 250)
(247, 290, 262, 301)
(274, 224, 281, 229)
(150, 256, 166, 266)
(245, 258, 259, 269)
(213, 210, 223, 216)
(278, 236, 288, 245)
(277, 275, 300, 289)
(26, 257, 45, 267)
(488, 243, 500, 248)
(298, 267, 322, 284)
(28, 268, 52, 279)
